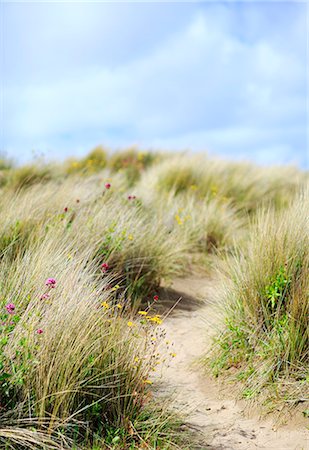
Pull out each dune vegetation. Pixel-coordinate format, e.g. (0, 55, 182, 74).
(0, 147, 307, 448)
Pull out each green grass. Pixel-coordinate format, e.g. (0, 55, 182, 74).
(208, 188, 309, 408)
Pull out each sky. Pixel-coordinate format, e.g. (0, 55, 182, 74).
(1, 0, 308, 167)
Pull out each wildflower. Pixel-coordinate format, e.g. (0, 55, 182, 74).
(5, 303, 15, 314)
(111, 284, 120, 292)
(128, 234, 134, 241)
(170, 353, 177, 358)
(64, 207, 68, 213)
(134, 357, 139, 362)
(138, 311, 148, 316)
(143, 379, 153, 385)
(128, 195, 136, 200)
(105, 182, 111, 189)
(153, 295, 159, 302)
(101, 301, 109, 309)
(36, 328, 44, 334)
(101, 262, 109, 272)
(116, 304, 122, 309)
(45, 278, 56, 288)
(40, 293, 50, 300)
(127, 321, 135, 327)
(175, 214, 183, 225)
(148, 316, 162, 325)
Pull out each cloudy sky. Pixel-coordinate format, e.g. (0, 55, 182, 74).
(1, 0, 308, 166)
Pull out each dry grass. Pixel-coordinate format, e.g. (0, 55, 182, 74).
(209, 187, 309, 407)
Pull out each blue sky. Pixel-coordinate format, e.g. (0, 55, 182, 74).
(1, 0, 308, 166)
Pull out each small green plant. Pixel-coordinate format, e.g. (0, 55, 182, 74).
(264, 266, 291, 313)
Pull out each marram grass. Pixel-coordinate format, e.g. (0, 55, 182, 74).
(208, 188, 309, 409)
(0, 149, 307, 447)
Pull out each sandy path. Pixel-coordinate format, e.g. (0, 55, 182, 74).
(155, 276, 309, 450)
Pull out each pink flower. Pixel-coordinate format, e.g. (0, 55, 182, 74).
(36, 328, 44, 334)
(64, 207, 68, 213)
(6, 303, 15, 314)
(105, 183, 111, 190)
(101, 263, 109, 273)
(128, 195, 136, 200)
(40, 293, 50, 300)
(45, 278, 56, 288)
(153, 295, 159, 302)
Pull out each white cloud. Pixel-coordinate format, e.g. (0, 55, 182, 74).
(2, 2, 307, 166)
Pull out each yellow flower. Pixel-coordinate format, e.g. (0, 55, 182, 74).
(101, 301, 109, 309)
(134, 357, 139, 363)
(151, 337, 157, 342)
(175, 214, 183, 225)
(148, 316, 163, 325)
(190, 184, 198, 191)
(116, 303, 122, 309)
(138, 311, 148, 316)
(143, 379, 153, 385)
(111, 284, 121, 292)
(128, 234, 134, 241)
(170, 353, 176, 358)
(127, 321, 135, 327)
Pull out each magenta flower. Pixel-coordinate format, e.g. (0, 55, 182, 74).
(45, 278, 56, 288)
(153, 295, 159, 302)
(128, 195, 136, 200)
(105, 183, 111, 190)
(64, 207, 68, 213)
(36, 328, 44, 334)
(101, 262, 109, 272)
(40, 293, 50, 300)
(6, 303, 15, 314)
